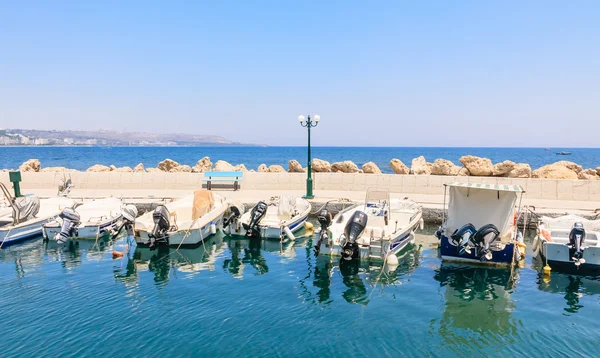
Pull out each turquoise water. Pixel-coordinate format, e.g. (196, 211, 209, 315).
(2, 226, 600, 357)
(1, 146, 599, 174)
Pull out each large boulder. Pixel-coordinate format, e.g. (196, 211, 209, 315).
(170, 165, 192, 173)
(133, 163, 145, 172)
(86, 164, 111, 172)
(331, 161, 359, 173)
(214, 160, 234, 172)
(390, 159, 410, 174)
(234, 164, 248, 172)
(492, 160, 516, 176)
(458, 167, 470, 176)
(553, 161, 583, 174)
(312, 158, 332, 172)
(578, 168, 600, 180)
(40, 167, 77, 173)
(506, 163, 532, 178)
(192, 157, 212, 173)
(114, 166, 133, 172)
(157, 159, 180, 172)
(257, 164, 268, 172)
(532, 163, 579, 179)
(362, 162, 382, 174)
(431, 159, 461, 176)
(19, 159, 41, 172)
(109, 165, 118, 171)
(411, 156, 431, 175)
(268, 165, 286, 173)
(288, 160, 305, 173)
(459, 155, 493, 176)
(597, 167, 600, 176)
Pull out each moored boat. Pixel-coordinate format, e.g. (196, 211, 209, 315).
(314, 188, 423, 263)
(534, 214, 600, 275)
(435, 182, 526, 267)
(42, 197, 125, 242)
(223, 196, 310, 240)
(135, 190, 228, 248)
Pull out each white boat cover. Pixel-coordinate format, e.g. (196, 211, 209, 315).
(278, 196, 296, 217)
(15, 195, 41, 221)
(446, 185, 518, 242)
(541, 214, 600, 231)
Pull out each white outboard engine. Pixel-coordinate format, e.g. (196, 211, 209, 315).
(223, 203, 246, 230)
(55, 207, 81, 244)
(340, 211, 368, 261)
(243, 201, 268, 237)
(150, 205, 170, 249)
(569, 222, 586, 262)
(314, 209, 333, 255)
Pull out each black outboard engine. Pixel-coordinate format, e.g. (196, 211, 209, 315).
(150, 205, 170, 250)
(472, 224, 500, 261)
(55, 207, 81, 244)
(451, 223, 477, 247)
(223, 203, 246, 230)
(569, 222, 586, 261)
(314, 209, 333, 255)
(340, 211, 368, 261)
(243, 201, 268, 237)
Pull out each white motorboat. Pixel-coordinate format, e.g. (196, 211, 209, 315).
(42, 197, 124, 242)
(135, 190, 228, 248)
(223, 196, 311, 240)
(534, 214, 600, 274)
(436, 182, 526, 267)
(314, 189, 423, 262)
(1, 183, 75, 247)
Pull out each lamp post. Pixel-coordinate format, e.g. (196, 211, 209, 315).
(298, 114, 320, 199)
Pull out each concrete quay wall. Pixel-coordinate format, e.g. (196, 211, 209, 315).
(2, 172, 600, 202)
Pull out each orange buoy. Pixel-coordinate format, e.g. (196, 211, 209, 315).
(112, 251, 124, 259)
(541, 229, 552, 242)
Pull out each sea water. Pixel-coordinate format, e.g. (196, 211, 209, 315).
(1, 146, 599, 173)
(1, 226, 599, 357)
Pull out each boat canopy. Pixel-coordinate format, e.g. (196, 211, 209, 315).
(541, 214, 600, 231)
(445, 182, 522, 241)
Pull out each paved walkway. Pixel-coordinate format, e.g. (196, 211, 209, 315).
(17, 187, 600, 216)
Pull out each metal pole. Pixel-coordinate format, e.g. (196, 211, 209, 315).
(306, 116, 314, 199)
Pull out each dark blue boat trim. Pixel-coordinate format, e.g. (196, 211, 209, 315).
(440, 235, 514, 265)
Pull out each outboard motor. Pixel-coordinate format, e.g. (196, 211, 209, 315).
(472, 224, 500, 261)
(314, 209, 333, 255)
(150, 205, 170, 250)
(223, 203, 246, 230)
(58, 178, 73, 197)
(340, 211, 368, 261)
(55, 207, 81, 244)
(569, 222, 586, 262)
(451, 223, 477, 248)
(243, 201, 268, 237)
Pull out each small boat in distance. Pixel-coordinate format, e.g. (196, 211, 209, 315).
(223, 196, 310, 240)
(436, 182, 526, 267)
(556, 151, 572, 155)
(534, 214, 600, 275)
(135, 190, 228, 248)
(314, 188, 423, 263)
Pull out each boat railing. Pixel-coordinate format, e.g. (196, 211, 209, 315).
(0, 182, 19, 225)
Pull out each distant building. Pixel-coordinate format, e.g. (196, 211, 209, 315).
(34, 138, 49, 145)
(86, 139, 97, 145)
(64, 138, 74, 145)
(0, 137, 18, 145)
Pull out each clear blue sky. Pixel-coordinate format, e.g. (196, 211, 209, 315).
(1, 1, 598, 146)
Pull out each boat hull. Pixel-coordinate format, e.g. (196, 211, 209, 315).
(136, 213, 225, 246)
(42, 216, 122, 240)
(439, 235, 515, 267)
(536, 235, 600, 275)
(0, 216, 55, 246)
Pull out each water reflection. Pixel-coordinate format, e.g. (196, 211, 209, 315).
(433, 264, 520, 349)
(44, 236, 113, 270)
(305, 245, 421, 306)
(222, 237, 296, 277)
(114, 234, 226, 285)
(537, 273, 600, 314)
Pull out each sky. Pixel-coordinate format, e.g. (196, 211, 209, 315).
(0, 1, 598, 147)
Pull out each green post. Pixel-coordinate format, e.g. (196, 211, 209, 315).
(299, 114, 319, 199)
(306, 119, 313, 199)
(9, 171, 22, 197)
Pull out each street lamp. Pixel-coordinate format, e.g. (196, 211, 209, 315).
(298, 114, 320, 199)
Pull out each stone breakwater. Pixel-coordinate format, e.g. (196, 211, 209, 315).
(6, 156, 600, 180)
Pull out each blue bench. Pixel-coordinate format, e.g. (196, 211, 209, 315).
(202, 171, 244, 191)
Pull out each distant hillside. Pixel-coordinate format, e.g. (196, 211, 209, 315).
(0, 129, 248, 146)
